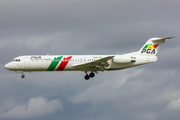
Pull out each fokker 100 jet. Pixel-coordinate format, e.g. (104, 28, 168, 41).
(5, 37, 174, 80)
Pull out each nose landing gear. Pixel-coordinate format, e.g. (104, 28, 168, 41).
(21, 73, 25, 78)
(15, 71, 25, 78)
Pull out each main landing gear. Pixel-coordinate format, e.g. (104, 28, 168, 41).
(84, 71, 95, 80)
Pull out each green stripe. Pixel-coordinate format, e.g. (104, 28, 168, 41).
(143, 44, 148, 49)
(47, 56, 63, 71)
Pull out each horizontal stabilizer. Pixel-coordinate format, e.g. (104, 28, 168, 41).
(152, 37, 175, 43)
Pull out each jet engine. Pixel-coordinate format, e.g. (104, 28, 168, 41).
(113, 56, 136, 64)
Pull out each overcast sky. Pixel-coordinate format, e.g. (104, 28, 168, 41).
(0, 0, 180, 120)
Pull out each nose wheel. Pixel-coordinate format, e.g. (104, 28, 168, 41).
(21, 74, 25, 78)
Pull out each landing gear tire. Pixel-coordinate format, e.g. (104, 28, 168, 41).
(21, 74, 25, 78)
(84, 75, 90, 80)
(89, 72, 95, 78)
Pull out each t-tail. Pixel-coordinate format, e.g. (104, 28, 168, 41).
(138, 37, 174, 56)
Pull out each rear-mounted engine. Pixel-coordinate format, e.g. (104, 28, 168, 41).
(113, 56, 136, 64)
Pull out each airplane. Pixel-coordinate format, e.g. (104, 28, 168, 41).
(5, 37, 174, 80)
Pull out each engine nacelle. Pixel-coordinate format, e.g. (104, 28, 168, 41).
(113, 56, 136, 64)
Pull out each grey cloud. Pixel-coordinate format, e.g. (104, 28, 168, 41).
(71, 69, 143, 104)
(166, 97, 180, 111)
(0, 96, 63, 119)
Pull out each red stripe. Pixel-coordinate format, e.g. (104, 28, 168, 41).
(153, 44, 159, 48)
(56, 56, 72, 71)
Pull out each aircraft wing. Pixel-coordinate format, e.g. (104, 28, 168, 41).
(72, 56, 114, 72)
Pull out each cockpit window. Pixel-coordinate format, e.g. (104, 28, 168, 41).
(12, 59, 21, 62)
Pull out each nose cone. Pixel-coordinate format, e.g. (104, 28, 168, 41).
(5, 63, 12, 70)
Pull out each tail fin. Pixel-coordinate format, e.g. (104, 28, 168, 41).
(138, 37, 174, 55)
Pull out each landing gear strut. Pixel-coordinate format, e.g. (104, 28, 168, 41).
(84, 71, 95, 80)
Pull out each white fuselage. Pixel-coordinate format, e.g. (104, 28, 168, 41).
(5, 54, 157, 72)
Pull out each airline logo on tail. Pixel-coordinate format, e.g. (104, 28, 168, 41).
(141, 44, 159, 54)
